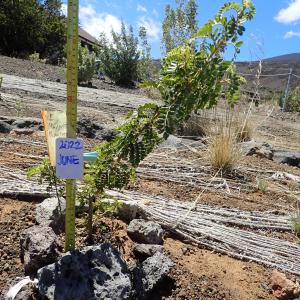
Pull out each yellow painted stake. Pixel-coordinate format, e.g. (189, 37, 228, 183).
(65, 0, 79, 251)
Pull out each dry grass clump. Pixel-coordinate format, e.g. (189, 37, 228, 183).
(208, 127, 241, 173)
(232, 117, 255, 142)
(179, 113, 214, 137)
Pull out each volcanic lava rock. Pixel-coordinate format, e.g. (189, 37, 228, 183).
(127, 219, 164, 245)
(241, 140, 274, 159)
(77, 118, 115, 141)
(37, 243, 132, 300)
(35, 197, 66, 234)
(132, 252, 174, 299)
(133, 244, 164, 259)
(0, 120, 13, 133)
(20, 225, 60, 276)
(273, 150, 300, 167)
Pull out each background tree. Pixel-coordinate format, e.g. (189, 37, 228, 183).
(98, 22, 140, 85)
(40, 0, 66, 63)
(162, 0, 198, 54)
(137, 26, 156, 81)
(0, 0, 66, 62)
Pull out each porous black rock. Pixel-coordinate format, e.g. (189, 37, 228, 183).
(37, 244, 132, 300)
(77, 118, 115, 141)
(273, 150, 300, 167)
(133, 244, 164, 259)
(127, 219, 164, 245)
(20, 225, 60, 276)
(0, 120, 13, 133)
(132, 252, 174, 300)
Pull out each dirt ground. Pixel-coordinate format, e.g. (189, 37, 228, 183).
(1, 56, 300, 299)
(0, 195, 276, 300)
(0, 55, 146, 96)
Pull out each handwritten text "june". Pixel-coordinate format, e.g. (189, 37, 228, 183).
(57, 155, 80, 166)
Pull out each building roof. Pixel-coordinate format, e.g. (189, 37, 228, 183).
(78, 27, 98, 46)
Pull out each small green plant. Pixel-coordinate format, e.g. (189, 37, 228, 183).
(256, 178, 268, 193)
(27, 159, 64, 200)
(29, 52, 46, 63)
(94, 197, 123, 220)
(15, 99, 26, 117)
(291, 209, 300, 235)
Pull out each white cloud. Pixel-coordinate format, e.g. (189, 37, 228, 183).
(79, 4, 122, 41)
(138, 17, 161, 41)
(80, 4, 96, 18)
(61, 3, 122, 40)
(284, 30, 300, 38)
(61, 3, 67, 16)
(275, 0, 300, 24)
(137, 4, 147, 13)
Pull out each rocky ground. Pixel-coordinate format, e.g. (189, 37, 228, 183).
(1, 56, 300, 300)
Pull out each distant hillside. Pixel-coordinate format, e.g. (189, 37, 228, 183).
(264, 53, 300, 62)
(236, 53, 300, 93)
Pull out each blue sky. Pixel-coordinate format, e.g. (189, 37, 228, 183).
(63, 0, 300, 60)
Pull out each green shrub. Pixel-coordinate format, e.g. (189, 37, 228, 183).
(78, 45, 96, 84)
(28, 1, 255, 249)
(98, 22, 140, 85)
(286, 87, 300, 112)
(29, 52, 46, 64)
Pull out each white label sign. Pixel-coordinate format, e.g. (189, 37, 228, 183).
(55, 138, 84, 179)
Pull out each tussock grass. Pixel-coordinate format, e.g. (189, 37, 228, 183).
(178, 110, 255, 142)
(208, 127, 241, 173)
